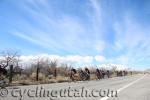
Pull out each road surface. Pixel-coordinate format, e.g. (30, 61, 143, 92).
(1, 74, 150, 100)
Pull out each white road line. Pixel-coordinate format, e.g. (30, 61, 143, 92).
(99, 75, 146, 100)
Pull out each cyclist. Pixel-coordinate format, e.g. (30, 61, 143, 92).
(85, 67, 90, 80)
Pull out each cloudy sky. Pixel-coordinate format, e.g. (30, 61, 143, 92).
(0, 0, 150, 69)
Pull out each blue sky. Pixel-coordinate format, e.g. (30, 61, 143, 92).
(0, 0, 150, 69)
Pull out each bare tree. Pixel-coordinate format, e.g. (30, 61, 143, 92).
(58, 63, 72, 77)
(0, 49, 20, 68)
(48, 60, 58, 78)
(33, 56, 42, 81)
(50, 60, 57, 68)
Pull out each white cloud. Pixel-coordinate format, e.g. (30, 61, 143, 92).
(0, 54, 136, 70)
(94, 40, 105, 53)
(113, 13, 150, 66)
(95, 55, 106, 62)
(96, 64, 131, 71)
(89, 0, 102, 35)
(19, 54, 94, 67)
(6, 0, 108, 55)
(114, 13, 150, 50)
(19, 54, 135, 70)
(10, 2, 93, 54)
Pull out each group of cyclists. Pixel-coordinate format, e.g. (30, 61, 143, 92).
(70, 67, 130, 81)
(96, 68, 111, 79)
(70, 67, 110, 81)
(70, 68, 91, 81)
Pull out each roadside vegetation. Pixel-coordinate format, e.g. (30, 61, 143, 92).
(0, 49, 143, 86)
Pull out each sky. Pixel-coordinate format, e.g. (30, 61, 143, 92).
(0, 0, 150, 70)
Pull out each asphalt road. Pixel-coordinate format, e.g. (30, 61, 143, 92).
(1, 74, 150, 100)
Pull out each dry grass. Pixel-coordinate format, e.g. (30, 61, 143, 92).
(11, 72, 136, 86)
(55, 76, 69, 83)
(90, 74, 97, 80)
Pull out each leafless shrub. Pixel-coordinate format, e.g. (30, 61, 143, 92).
(0, 49, 20, 68)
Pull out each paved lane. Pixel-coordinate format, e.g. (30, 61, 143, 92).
(109, 74, 150, 100)
(0, 74, 148, 100)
